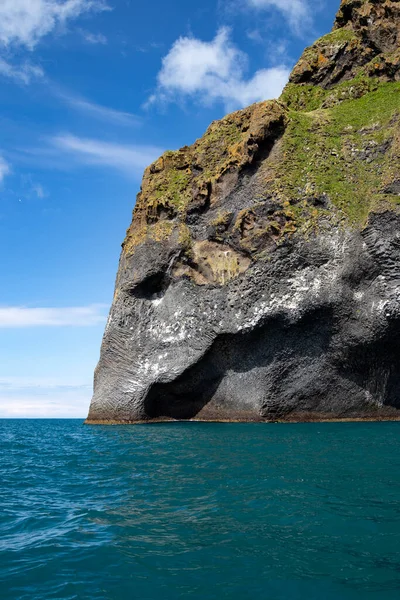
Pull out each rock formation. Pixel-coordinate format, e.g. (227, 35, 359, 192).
(86, 0, 400, 424)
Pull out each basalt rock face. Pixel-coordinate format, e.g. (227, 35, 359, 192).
(87, 0, 400, 424)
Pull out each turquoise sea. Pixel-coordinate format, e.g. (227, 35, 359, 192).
(1, 420, 400, 599)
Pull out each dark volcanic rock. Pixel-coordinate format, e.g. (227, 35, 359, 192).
(290, 0, 400, 88)
(87, 0, 400, 424)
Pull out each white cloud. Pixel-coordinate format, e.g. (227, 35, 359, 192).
(0, 380, 91, 417)
(0, 304, 107, 327)
(79, 29, 107, 44)
(0, 376, 90, 389)
(246, 0, 312, 33)
(0, 395, 89, 418)
(0, 57, 44, 83)
(0, 156, 11, 182)
(0, 378, 92, 418)
(50, 134, 163, 173)
(0, 0, 110, 49)
(60, 93, 140, 126)
(148, 28, 290, 111)
(33, 183, 46, 198)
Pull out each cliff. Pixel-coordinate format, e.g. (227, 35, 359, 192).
(86, 0, 400, 424)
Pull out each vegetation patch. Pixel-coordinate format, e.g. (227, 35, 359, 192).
(277, 81, 400, 226)
(124, 100, 286, 254)
(124, 64, 399, 257)
(281, 76, 381, 112)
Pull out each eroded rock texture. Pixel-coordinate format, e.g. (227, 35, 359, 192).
(87, 0, 400, 423)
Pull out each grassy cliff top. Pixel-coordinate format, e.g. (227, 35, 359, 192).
(123, 100, 286, 254)
(123, 0, 400, 257)
(279, 80, 400, 226)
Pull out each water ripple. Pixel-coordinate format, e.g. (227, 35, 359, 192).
(1, 419, 400, 599)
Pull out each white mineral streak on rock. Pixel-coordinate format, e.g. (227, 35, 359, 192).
(104, 313, 113, 334)
(227, 233, 351, 332)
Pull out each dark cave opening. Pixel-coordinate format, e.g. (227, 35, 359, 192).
(129, 272, 170, 301)
(143, 308, 400, 421)
(144, 309, 336, 420)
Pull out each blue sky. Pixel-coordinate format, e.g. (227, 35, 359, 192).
(0, 0, 339, 418)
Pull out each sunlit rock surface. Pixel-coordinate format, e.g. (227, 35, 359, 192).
(87, 0, 400, 423)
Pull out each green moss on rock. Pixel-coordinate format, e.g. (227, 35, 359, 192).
(123, 100, 286, 255)
(277, 81, 400, 226)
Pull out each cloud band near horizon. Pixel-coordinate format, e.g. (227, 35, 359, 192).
(0, 305, 108, 327)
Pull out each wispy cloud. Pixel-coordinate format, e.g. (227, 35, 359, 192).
(245, 0, 312, 34)
(0, 396, 89, 418)
(0, 156, 11, 182)
(0, 376, 91, 390)
(50, 134, 163, 174)
(60, 92, 141, 126)
(33, 183, 46, 198)
(0, 57, 44, 84)
(148, 27, 290, 111)
(0, 1, 110, 88)
(0, 0, 110, 49)
(0, 304, 107, 327)
(79, 29, 107, 44)
(0, 378, 92, 417)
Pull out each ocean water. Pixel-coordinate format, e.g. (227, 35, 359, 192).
(1, 420, 400, 600)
